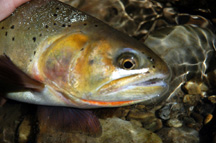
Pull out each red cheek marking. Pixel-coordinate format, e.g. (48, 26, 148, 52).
(32, 66, 44, 82)
(33, 74, 43, 82)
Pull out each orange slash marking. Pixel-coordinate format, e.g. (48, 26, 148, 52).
(81, 99, 135, 106)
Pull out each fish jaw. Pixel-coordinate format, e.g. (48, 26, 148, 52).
(63, 71, 169, 108)
(77, 71, 170, 107)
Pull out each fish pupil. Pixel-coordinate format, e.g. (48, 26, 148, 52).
(123, 61, 134, 69)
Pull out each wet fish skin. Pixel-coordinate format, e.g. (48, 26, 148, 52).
(145, 25, 216, 99)
(0, 0, 170, 108)
(0, 0, 88, 72)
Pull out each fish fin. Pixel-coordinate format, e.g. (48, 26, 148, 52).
(0, 54, 44, 92)
(0, 97, 7, 106)
(37, 106, 102, 137)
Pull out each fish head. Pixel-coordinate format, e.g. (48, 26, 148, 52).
(34, 23, 170, 108)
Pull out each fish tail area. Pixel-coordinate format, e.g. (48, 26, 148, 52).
(37, 106, 102, 137)
(0, 54, 44, 92)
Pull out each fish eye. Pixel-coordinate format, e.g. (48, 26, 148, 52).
(118, 54, 138, 70)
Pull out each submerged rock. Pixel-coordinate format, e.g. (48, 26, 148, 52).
(157, 127, 199, 143)
(208, 95, 216, 104)
(18, 116, 32, 143)
(37, 118, 162, 143)
(166, 119, 183, 128)
(204, 114, 213, 125)
(127, 110, 155, 121)
(183, 94, 201, 106)
(98, 118, 162, 143)
(183, 81, 209, 95)
(0, 103, 23, 143)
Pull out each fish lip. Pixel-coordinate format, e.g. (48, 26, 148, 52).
(60, 74, 168, 108)
(96, 73, 168, 96)
(130, 77, 167, 87)
(119, 73, 168, 87)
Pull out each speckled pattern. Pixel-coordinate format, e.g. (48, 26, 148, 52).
(0, 0, 88, 73)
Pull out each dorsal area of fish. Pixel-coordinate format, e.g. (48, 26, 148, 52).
(145, 25, 216, 99)
(0, 0, 89, 72)
(0, 0, 170, 108)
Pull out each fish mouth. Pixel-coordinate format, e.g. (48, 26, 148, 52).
(53, 72, 169, 108)
(47, 73, 169, 108)
(89, 73, 169, 103)
(128, 77, 167, 87)
(101, 73, 167, 92)
(77, 75, 168, 107)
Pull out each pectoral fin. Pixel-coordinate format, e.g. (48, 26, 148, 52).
(0, 54, 44, 92)
(37, 106, 102, 136)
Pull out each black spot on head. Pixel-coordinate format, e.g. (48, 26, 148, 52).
(34, 51, 36, 55)
(83, 23, 87, 26)
(12, 37, 15, 41)
(1, 26, 4, 29)
(147, 56, 154, 62)
(45, 25, 49, 28)
(5, 32, 7, 36)
(80, 48, 84, 51)
(53, 14, 58, 17)
(95, 24, 98, 27)
(10, 25, 15, 29)
(152, 65, 155, 68)
(33, 37, 36, 42)
(62, 24, 66, 27)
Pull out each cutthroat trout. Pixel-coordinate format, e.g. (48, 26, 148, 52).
(0, 0, 170, 108)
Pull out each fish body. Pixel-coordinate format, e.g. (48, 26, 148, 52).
(0, 0, 170, 108)
(145, 25, 216, 99)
